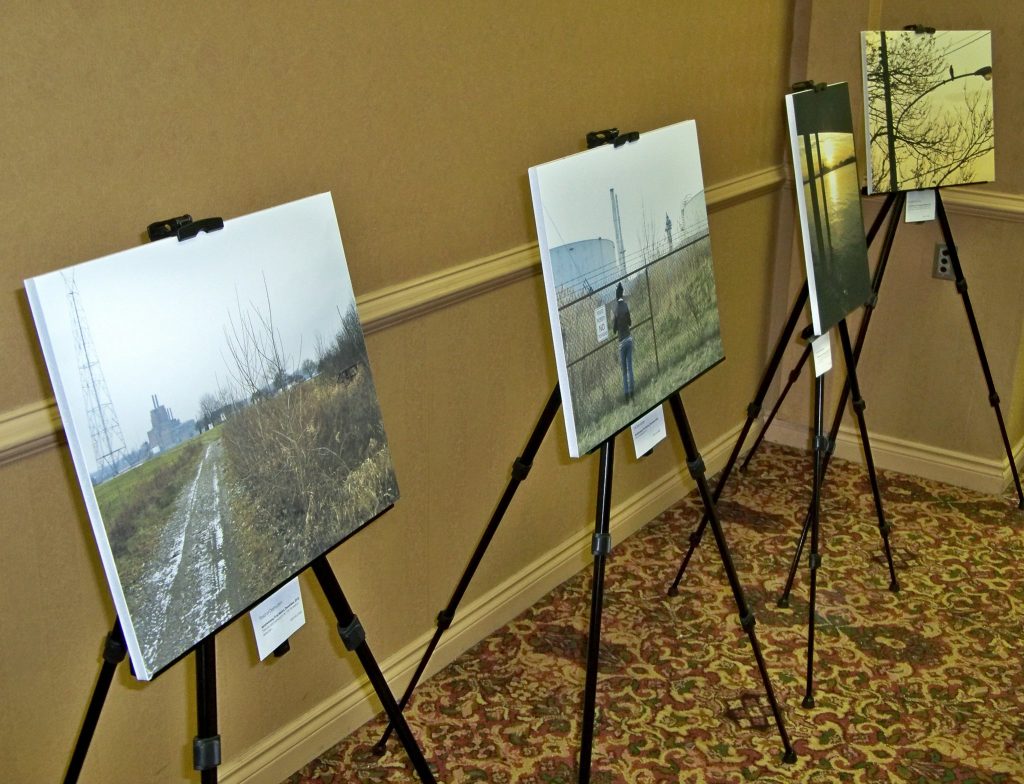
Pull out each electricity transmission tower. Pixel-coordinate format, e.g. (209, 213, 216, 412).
(65, 273, 127, 481)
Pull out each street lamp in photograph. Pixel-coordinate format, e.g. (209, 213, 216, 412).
(877, 30, 992, 193)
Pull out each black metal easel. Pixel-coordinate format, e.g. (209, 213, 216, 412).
(666, 175, 1023, 709)
(792, 318, 900, 706)
(663, 74, 912, 706)
(374, 384, 796, 780)
(666, 188, 903, 597)
(670, 57, 1024, 601)
(770, 188, 1024, 617)
(372, 383, 563, 755)
(63, 215, 437, 784)
(65, 557, 438, 784)
(749, 195, 1023, 506)
(672, 308, 898, 708)
(373, 126, 796, 782)
(63, 621, 128, 783)
(936, 191, 1024, 508)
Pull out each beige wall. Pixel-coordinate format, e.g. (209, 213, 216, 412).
(1, 3, 797, 782)
(769, 1, 1024, 488)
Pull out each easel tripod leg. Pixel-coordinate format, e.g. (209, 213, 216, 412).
(778, 207, 903, 607)
(778, 324, 901, 606)
(669, 394, 796, 763)
(778, 427, 835, 609)
(777, 499, 814, 608)
(63, 621, 127, 784)
(820, 192, 903, 468)
(740, 341, 813, 473)
(578, 439, 614, 784)
(311, 557, 437, 784)
(748, 191, 902, 481)
(866, 192, 900, 247)
(194, 638, 221, 784)
(803, 374, 826, 709)
(668, 284, 810, 595)
(837, 320, 898, 591)
(935, 191, 1024, 508)
(374, 385, 561, 754)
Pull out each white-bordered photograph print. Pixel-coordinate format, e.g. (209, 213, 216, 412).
(786, 82, 872, 336)
(862, 30, 994, 194)
(529, 120, 724, 458)
(25, 193, 398, 680)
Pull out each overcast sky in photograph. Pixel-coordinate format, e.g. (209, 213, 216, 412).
(868, 30, 992, 109)
(929, 30, 992, 105)
(530, 119, 708, 260)
(27, 193, 357, 473)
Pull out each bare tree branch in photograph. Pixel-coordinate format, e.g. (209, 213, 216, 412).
(217, 293, 396, 581)
(196, 377, 241, 429)
(865, 32, 993, 192)
(317, 304, 368, 380)
(199, 392, 221, 424)
(222, 274, 290, 399)
(313, 331, 328, 365)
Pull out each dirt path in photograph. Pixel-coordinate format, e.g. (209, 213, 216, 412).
(130, 437, 242, 673)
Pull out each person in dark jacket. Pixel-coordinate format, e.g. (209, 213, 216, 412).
(611, 282, 634, 400)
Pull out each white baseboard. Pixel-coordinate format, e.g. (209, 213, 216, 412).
(767, 418, 1023, 497)
(220, 421, 743, 784)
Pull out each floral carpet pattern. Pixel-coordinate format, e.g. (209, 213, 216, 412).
(285, 444, 1024, 782)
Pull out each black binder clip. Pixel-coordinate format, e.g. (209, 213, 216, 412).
(904, 24, 935, 34)
(613, 130, 640, 147)
(178, 217, 224, 241)
(586, 128, 640, 150)
(147, 215, 192, 241)
(147, 214, 225, 243)
(791, 80, 827, 93)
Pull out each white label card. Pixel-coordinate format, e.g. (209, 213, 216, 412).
(631, 405, 667, 458)
(811, 333, 832, 377)
(250, 577, 305, 660)
(594, 304, 609, 342)
(905, 190, 936, 223)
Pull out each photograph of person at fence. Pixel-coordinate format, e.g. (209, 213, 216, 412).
(612, 282, 634, 400)
(530, 120, 725, 457)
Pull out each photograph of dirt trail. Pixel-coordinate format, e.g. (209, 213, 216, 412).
(861, 30, 994, 194)
(786, 82, 872, 336)
(529, 121, 724, 458)
(25, 193, 397, 680)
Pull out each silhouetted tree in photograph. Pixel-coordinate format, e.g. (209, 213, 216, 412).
(864, 31, 993, 193)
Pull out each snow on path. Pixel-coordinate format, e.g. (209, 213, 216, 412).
(130, 439, 234, 673)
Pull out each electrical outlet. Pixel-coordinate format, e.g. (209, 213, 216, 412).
(933, 243, 955, 280)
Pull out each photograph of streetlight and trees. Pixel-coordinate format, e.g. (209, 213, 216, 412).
(25, 193, 398, 680)
(862, 30, 994, 194)
(529, 120, 724, 458)
(786, 82, 873, 336)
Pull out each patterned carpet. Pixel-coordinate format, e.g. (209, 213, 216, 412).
(284, 443, 1024, 783)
